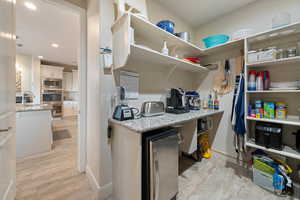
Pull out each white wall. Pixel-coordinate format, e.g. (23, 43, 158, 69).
(86, 0, 199, 198)
(16, 54, 41, 103)
(86, 0, 102, 196)
(195, 0, 300, 156)
(195, 0, 300, 48)
(146, 0, 197, 43)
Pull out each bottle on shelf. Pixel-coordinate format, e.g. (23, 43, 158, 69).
(161, 41, 169, 56)
(208, 92, 213, 110)
(263, 71, 271, 90)
(248, 70, 256, 91)
(256, 71, 264, 91)
(213, 90, 219, 110)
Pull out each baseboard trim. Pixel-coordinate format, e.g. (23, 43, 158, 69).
(86, 166, 112, 199)
(3, 179, 15, 200)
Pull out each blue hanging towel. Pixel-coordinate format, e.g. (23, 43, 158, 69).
(234, 74, 246, 135)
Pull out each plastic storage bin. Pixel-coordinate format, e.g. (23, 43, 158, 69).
(202, 35, 230, 48)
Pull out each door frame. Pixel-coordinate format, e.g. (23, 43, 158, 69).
(43, 0, 87, 172)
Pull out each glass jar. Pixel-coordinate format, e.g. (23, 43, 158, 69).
(287, 47, 297, 58)
(277, 49, 284, 59)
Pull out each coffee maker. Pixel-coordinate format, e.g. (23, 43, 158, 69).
(166, 88, 190, 114)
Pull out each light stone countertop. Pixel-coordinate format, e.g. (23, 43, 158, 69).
(109, 109, 224, 133)
(16, 104, 53, 112)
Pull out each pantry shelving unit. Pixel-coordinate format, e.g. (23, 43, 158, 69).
(244, 22, 300, 160)
(247, 56, 300, 67)
(247, 90, 300, 93)
(246, 140, 300, 160)
(247, 116, 300, 127)
(111, 13, 246, 73)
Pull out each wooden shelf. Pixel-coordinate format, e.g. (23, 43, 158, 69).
(247, 22, 300, 43)
(247, 90, 300, 93)
(202, 39, 245, 55)
(129, 14, 204, 57)
(247, 116, 300, 126)
(113, 13, 245, 58)
(247, 56, 300, 67)
(123, 44, 208, 72)
(246, 140, 300, 160)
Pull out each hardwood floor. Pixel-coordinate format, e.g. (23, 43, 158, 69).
(16, 116, 96, 200)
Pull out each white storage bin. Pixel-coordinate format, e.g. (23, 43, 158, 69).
(253, 167, 275, 192)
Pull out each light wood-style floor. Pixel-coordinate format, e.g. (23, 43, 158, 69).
(16, 116, 96, 200)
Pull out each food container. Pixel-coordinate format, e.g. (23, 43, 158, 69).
(175, 32, 190, 42)
(287, 47, 297, 58)
(272, 12, 291, 29)
(276, 102, 287, 120)
(202, 34, 230, 48)
(156, 20, 175, 34)
(297, 42, 300, 56)
(248, 51, 259, 63)
(258, 47, 277, 62)
(276, 49, 284, 59)
(264, 102, 275, 119)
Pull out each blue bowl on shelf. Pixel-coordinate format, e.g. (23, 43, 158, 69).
(202, 34, 230, 48)
(156, 20, 175, 34)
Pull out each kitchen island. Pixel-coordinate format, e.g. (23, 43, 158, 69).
(16, 104, 53, 158)
(109, 109, 224, 200)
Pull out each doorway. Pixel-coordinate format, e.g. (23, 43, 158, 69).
(15, 0, 88, 199)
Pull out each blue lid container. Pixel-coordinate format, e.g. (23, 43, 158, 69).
(202, 34, 230, 48)
(156, 20, 175, 34)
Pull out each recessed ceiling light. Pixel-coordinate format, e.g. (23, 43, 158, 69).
(51, 43, 59, 48)
(24, 2, 37, 11)
(38, 56, 43, 59)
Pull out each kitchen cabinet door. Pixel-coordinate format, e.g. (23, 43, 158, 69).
(41, 66, 63, 79)
(63, 72, 73, 91)
(0, 0, 16, 199)
(72, 70, 79, 91)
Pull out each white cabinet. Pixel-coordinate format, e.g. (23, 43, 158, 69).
(72, 70, 79, 91)
(63, 101, 79, 117)
(63, 72, 73, 91)
(41, 65, 64, 79)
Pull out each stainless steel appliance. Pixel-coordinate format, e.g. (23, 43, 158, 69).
(166, 88, 189, 114)
(42, 78, 62, 90)
(142, 128, 178, 200)
(141, 101, 165, 117)
(42, 90, 63, 117)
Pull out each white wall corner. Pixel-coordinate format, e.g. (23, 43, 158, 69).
(86, 166, 112, 200)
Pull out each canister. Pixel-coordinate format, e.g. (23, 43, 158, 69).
(276, 102, 287, 120)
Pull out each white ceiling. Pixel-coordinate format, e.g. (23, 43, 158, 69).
(155, 0, 258, 28)
(16, 0, 80, 65)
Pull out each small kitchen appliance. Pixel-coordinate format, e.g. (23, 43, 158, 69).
(166, 88, 189, 114)
(255, 122, 283, 150)
(141, 101, 165, 117)
(113, 86, 136, 121)
(186, 91, 201, 110)
(113, 105, 135, 121)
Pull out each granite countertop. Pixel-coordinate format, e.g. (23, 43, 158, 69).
(109, 109, 224, 133)
(16, 104, 53, 112)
